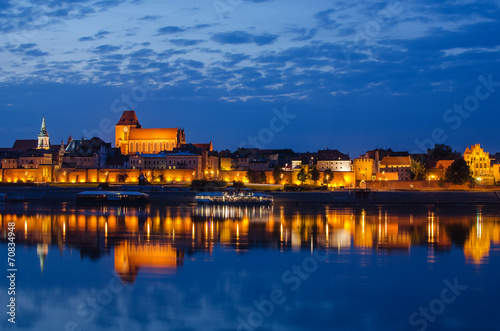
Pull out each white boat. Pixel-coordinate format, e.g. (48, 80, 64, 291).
(195, 189, 273, 205)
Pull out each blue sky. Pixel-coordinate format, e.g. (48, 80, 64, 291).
(1, 0, 499, 156)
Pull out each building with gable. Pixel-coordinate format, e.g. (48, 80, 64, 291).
(115, 110, 186, 155)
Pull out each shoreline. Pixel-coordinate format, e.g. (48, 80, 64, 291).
(0, 186, 499, 205)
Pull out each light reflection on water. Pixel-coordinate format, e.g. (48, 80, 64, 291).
(2, 204, 500, 277)
(1, 203, 500, 330)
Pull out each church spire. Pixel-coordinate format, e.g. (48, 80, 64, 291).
(39, 115, 48, 137)
(37, 115, 50, 149)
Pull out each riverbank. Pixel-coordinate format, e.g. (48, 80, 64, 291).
(1, 186, 499, 205)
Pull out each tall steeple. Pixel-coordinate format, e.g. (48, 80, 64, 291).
(37, 115, 50, 149)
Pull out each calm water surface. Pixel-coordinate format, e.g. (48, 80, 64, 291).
(1, 203, 499, 331)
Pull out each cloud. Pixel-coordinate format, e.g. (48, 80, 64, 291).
(193, 23, 213, 29)
(91, 45, 121, 54)
(8, 43, 49, 57)
(19, 43, 37, 49)
(128, 48, 154, 59)
(176, 59, 204, 69)
(290, 28, 317, 41)
(95, 30, 110, 38)
(157, 26, 185, 34)
(79, 36, 94, 42)
(138, 15, 161, 21)
(24, 49, 49, 57)
(314, 9, 341, 30)
(218, 53, 250, 66)
(211, 31, 278, 45)
(169, 39, 204, 47)
(94, 0, 128, 11)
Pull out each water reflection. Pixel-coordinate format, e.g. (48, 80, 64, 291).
(1, 203, 499, 282)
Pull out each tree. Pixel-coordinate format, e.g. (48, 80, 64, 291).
(310, 167, 320, 185)
(297, 167, 309, 185)
(259, 171, 267, 184)
(272, 165, 284, 184)
(245, 170, 256, 183)
(445, 158, 472, 185)
(232, 180, 245, 189)
(410, 158, 426, 180)
(428, 144, 461, 160)
(323, 168, 333, 184)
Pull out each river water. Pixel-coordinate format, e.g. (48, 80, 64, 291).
(1, 202, 499, 331)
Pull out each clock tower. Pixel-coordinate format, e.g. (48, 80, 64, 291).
(115, 110, 141, 154)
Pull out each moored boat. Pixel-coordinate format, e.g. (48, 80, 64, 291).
(76, 191, 149, 205)
(195, 189, 273, 205)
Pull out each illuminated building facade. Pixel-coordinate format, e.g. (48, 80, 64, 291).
(493, 164, 500, 183)
(463, 144, 491, 177)
(0, 152, 19, 169)
(115, 110, 186, 155)
(18, 150, 53, 169)
(353, 158, 374, 182)
(317, 159, 352, 172)
(379, 156, 412, 181)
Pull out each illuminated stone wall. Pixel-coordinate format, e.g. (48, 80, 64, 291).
(493, 164, 500, 183)
(353, 158, 374, 182)
(2, 168, 45, 183)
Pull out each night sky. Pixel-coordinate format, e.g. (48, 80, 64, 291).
(1, 0, 499, 157)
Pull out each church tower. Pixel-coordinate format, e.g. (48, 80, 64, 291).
(37, 116, 50, 149)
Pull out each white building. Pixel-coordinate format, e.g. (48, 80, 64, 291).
(317, 159, 352, 172)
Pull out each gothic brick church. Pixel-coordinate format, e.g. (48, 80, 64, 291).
(115, 110, 186, 155)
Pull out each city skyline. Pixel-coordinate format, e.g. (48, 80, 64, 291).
(2, 113, 498, 156)
(1, 1, 500, 156)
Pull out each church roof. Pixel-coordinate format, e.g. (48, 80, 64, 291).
(11, 140, 58, 152)
(129, 128, 178, 140)
(12, 139, 38, 151)
(39, 116, 49, 137)
(116, 110, 142, 128)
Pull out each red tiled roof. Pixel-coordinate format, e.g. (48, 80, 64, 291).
(12, 139, 37, 151)
(116, 110, 141, 127)
(11, 140, 59, 152)
(435, 160, 454, 169)
(380, 156, 411, 166)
